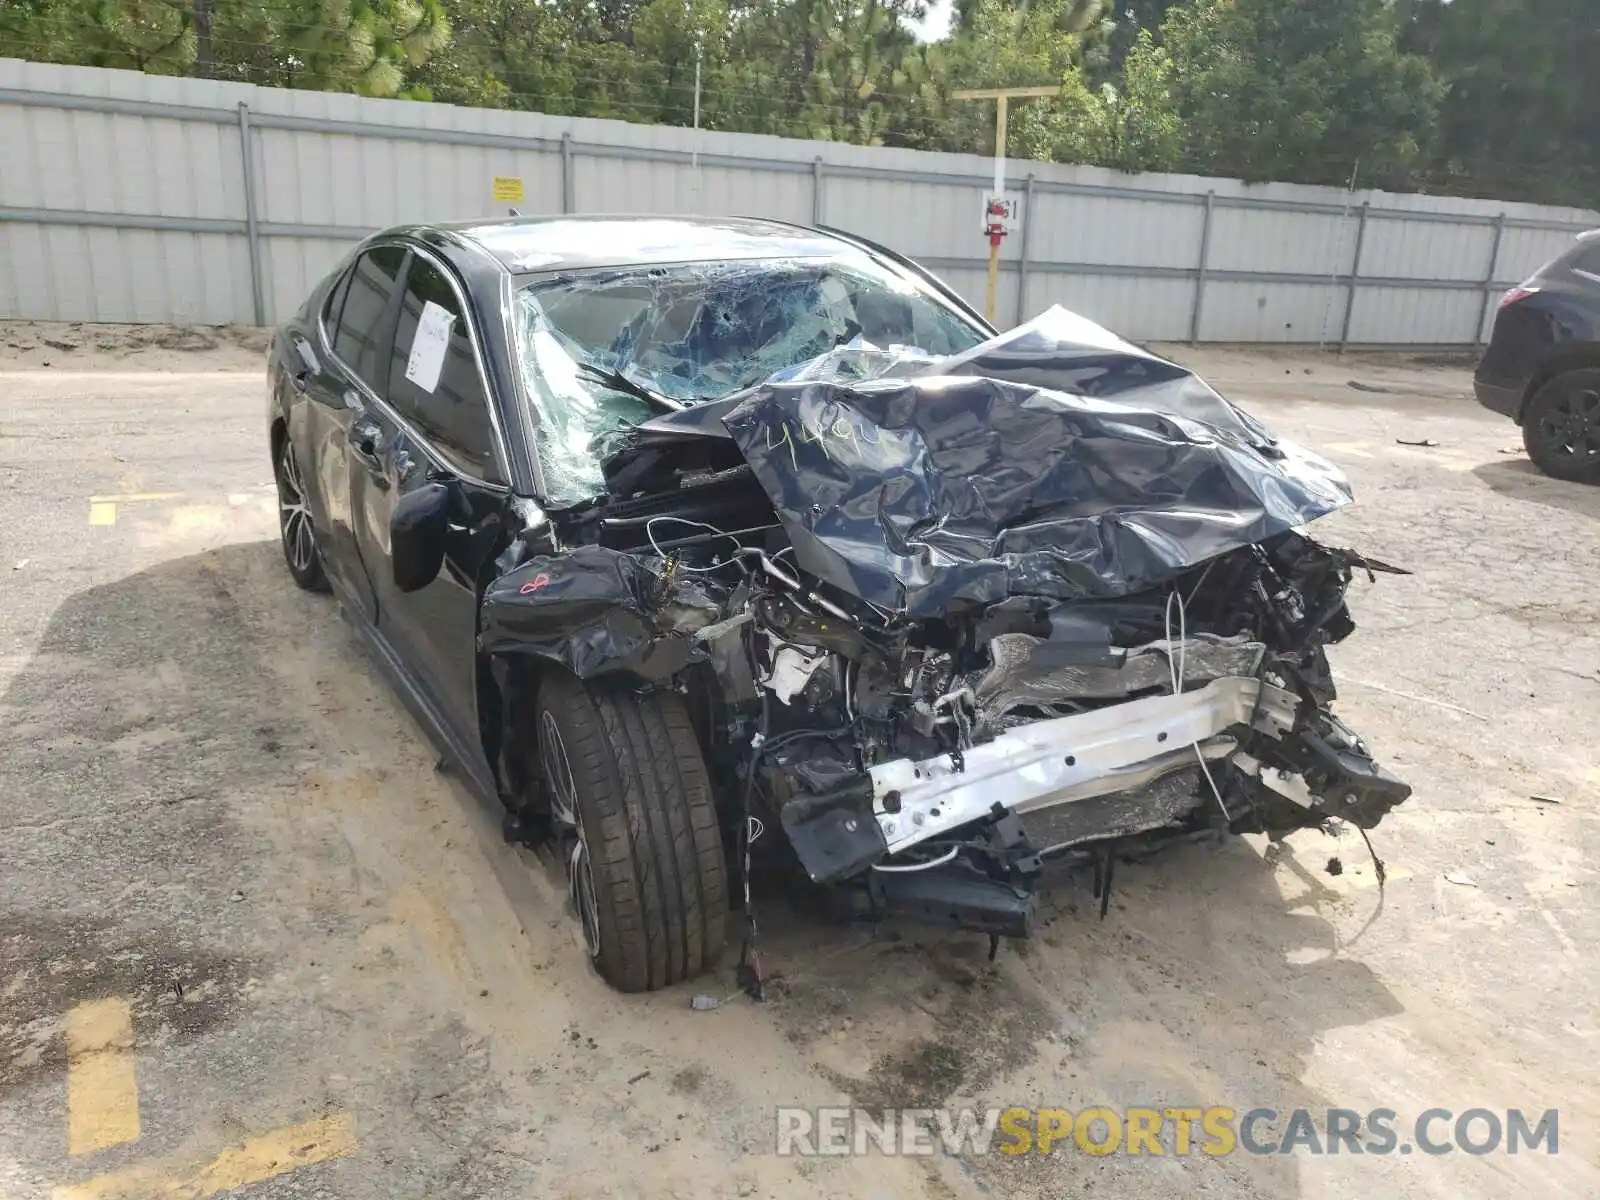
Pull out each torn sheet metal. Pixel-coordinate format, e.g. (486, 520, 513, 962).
(970, 633, 1265, 732)
(721, 368, 1353, 617)
(923, 306, 1277, 443)
(480, 545, 719, 680)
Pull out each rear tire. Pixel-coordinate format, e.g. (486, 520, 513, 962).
(1522, 369, 1600, 484)
(535, 672, 727, 992)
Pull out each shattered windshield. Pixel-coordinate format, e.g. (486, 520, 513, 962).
(512, 254, 987, 505)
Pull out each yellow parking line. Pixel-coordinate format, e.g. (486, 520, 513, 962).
(178, 1114, 358, 1199)
(86, 493, 185, 526)
(54, 1113, 357, 1200)
(65, 999, 140, 1156)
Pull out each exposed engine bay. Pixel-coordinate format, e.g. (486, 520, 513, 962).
(482, 308, 1414, 946)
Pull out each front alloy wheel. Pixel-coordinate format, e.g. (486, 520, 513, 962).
(275, 435, 330, 591)
(541, 709, 602, 959)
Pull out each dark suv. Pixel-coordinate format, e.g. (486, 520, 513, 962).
(1475, 230, 1600, 483)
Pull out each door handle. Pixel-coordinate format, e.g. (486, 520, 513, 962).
(290, 371, 309, 394)
(291, 335, 321, 375)
(350, 421, 385, 474)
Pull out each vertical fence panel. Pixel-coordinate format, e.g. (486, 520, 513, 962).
(560, 134, 574, 213)
(236, 102, 264, 325)
(1189, 190, 1214, 345)
(1014, 173, 1034, 323)
(1477, 214, 1508, 349)
(1339, 202, 1370, 351)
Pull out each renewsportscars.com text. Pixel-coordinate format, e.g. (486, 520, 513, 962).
(774, 1106, 1559, 1158)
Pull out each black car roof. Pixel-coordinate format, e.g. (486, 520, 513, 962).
(412, 215, 850, 273)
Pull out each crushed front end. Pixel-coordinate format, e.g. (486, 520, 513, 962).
(743, 532, 1412, 939)
(484, 308, 1414, 946)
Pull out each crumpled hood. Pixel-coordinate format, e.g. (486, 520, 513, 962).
(716, 308, 1353, 617)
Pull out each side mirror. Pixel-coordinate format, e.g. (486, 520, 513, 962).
(391, 481, 452, 593)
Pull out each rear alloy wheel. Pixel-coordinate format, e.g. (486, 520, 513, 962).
(534, 672, 727, 992)
(1523, 368, 1600, 484)
(274, 435, 331, 591)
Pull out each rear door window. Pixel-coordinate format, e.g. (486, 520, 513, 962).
(331, 246, 407, 387)
(386, 256, 504, 483)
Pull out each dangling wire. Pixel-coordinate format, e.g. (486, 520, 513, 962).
(1356, 823, 1387, 891)
(646, 516, 744, 572)
(1165, 587, 1233, 823)
(734, 628, 771, 1001)
(871, 845, 960, 873)
(736, 735, 766, 1001)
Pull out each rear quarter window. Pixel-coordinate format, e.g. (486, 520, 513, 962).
(1570, 243, 1600, 280)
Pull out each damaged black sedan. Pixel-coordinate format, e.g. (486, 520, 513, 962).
(268, 216, 1412, 993)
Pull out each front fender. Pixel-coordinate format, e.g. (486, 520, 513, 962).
(479, 545, 706, 683)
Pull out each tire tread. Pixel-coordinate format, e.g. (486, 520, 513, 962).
(537, 674, 726, 992)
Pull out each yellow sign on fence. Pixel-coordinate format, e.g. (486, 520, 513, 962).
(491, 175, 525, 203)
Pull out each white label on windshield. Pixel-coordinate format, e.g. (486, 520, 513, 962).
(405, 300, 455, 393)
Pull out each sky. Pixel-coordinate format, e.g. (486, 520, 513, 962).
(911, 0, 955, 42)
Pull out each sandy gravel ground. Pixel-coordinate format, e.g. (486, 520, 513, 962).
(1, 324, 1596, 1200)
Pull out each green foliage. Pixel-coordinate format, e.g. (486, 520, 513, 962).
(3, 0, 1595, 208)
(1102, 29, 1180, 172)
(907, 0, 1103, 157)
(214, 0, 452, 96)
(1156, 0, 1444, 187)
(1, 0, 452, 95)
(709, 0, 926, 142)
(1399, 0, 1599, 208)
(1105, 0, 1181, 71)
(3, 0, 194, 73)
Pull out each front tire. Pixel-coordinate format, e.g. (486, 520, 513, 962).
(535, 673, 727, 992)
(1523, 369, 1600, 484)
(274, 432, 331, 592)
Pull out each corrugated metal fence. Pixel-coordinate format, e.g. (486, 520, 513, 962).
(3, 57, 1596, 344)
